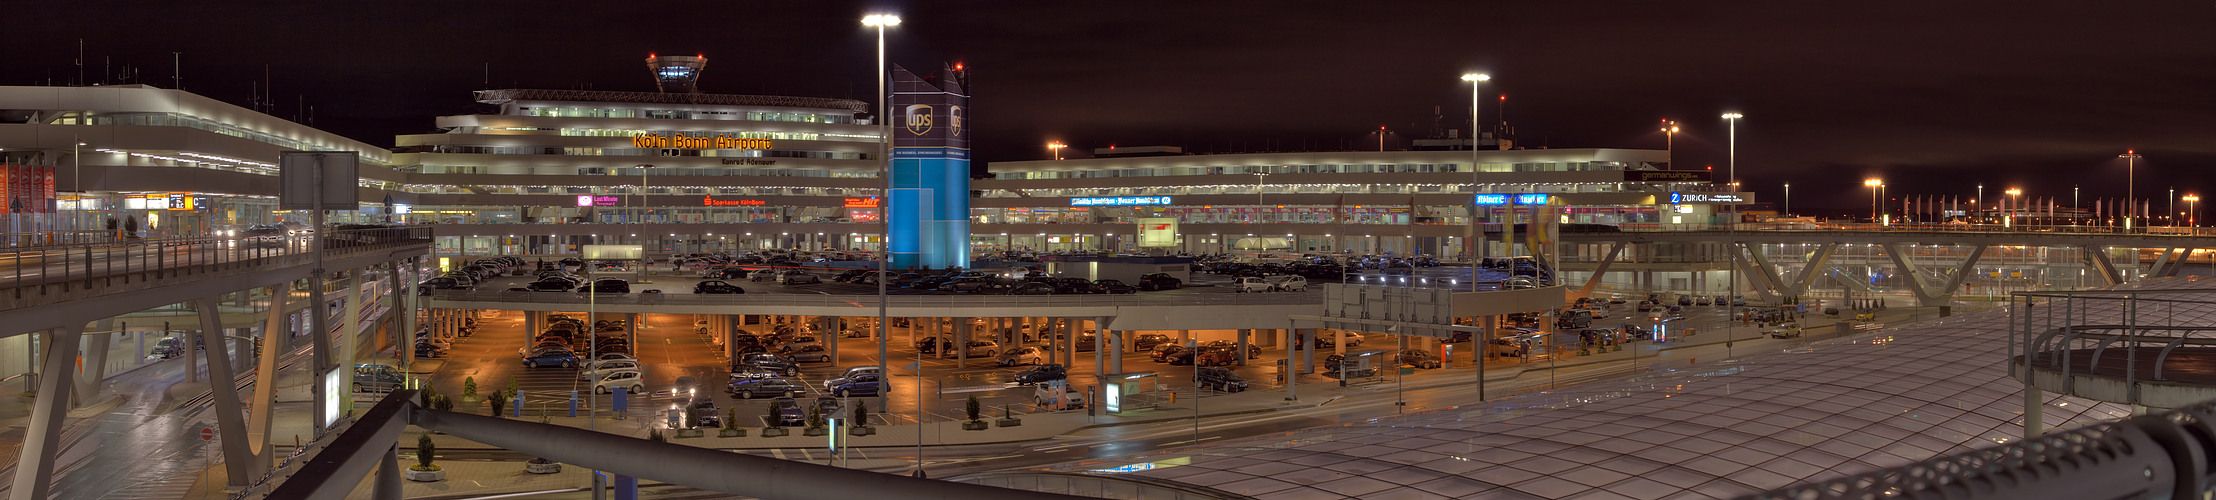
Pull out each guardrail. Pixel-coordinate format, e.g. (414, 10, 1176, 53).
(1743, 397, 2216, 500)
(2010, 289, 2216, 403)
(1617, 222, 2216, 235)
(1, 226, 432, 303)
(425, 287, 1323, 308)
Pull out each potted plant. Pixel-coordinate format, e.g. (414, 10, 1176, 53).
(962, 395, 989, 431)
(649, 429, 666, 442)
(487, 390, 510, 417)
(525, 457, 560, 474)
(803, 406, 828, 437)
(431, 395, 454, 412)
(995, 403, 1022, 428)
(761, 404, 788, 437)
(848, 400, 874, 436)
(719, 408, 746, 437)
(460, 376, 481, 404)
(418, 384, 442, 409)
(405, 434, 445, 482)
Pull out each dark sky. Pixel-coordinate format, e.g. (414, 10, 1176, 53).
(10, 0, 2213, 214)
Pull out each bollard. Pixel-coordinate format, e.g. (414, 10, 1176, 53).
(514, 395, 523, 418)
(569, 391, 578, 417)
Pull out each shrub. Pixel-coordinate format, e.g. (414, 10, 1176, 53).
(851, 400, 869, 426)
(965, 395, 982, 422)
(487, 390, 510, 416)
(463, 377, 479, 399)
(412, 434, 439, 471)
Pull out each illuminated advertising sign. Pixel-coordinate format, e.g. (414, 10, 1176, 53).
(575, 195, 621, 207)
(843, 197, 880, 208)
(1475, 194, 1549, 205)
(1070, 196, 1171, 206)
(1137, 218, 1178, 247)
(1670, 192, 1750, 204)
(1625, 171, 1712, 182)
(629, 133, 773, 150)
(701, 197, 766, 206)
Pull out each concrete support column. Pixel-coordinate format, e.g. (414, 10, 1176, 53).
(1281, 328, 1297, 399)
(2025, 385, 2044, 439)
(197, 298, 255, 486)
(9, 325, 83, 500)
(826, 314, 839, 364)
(1334, 330, 1347, 356)
(1236, 329, 1250, 367)
(73, 323, 113, 402)
(373, 443, 402, 500)
(1108, 330, 1124, 374)
(955, 318, 971, 367)
(1296, 329, 1314, 373)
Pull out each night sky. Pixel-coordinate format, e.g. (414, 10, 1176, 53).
(9, 1, 2212, 215)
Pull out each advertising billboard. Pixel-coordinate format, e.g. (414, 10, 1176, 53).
(1137, 218, 1178, 247)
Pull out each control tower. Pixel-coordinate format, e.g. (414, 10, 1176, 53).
(645, 54, 706, 93)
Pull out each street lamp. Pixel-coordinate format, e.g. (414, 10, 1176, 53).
(2121, 149, 2142, 230)
(1461, 73, 1490, 281)
(1659, 120, 1680, 169)
(1047, 142, 1066, 161)
(861, 10, 905, 476)
(2185, 194, 2200, 228)
(1864, 179, 1883, 223)
(1720, 112, 1743, 333)
(1783, 182, 1792, 216)
(2005, 188, 2023, 228)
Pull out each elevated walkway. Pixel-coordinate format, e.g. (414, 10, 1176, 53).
(0, 227, 432, 338)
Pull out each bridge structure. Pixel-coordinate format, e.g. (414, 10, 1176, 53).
(1558, 226, 2215, 308)
(0, 227, 432, 500)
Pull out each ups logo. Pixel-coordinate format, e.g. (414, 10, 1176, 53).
(948, 105, 964, 137)
(905, 104, 933, 135)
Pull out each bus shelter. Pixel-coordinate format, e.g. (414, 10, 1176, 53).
(1101, 372, 1160, 415)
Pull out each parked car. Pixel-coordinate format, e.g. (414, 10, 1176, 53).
(1150, 344, 1187, 362)
(687, 400, 722, 428)
(939, 276, 997, 293)
(729, 377, 804, 399)
(577, 279, 631, 294)
(786, 344, 833, 363)
(733, 353, 798, 376)
(1397, 349, 1443, 369)
(579, 360, 644, 380)
(1194, 348, 1238, 367)
(1234, 277, 1274, 293)
(1196, 367, 1249, 392)
(769, 397, 806, 426)
(1005, 282, 1057, 295)
(777, 271, 822, 285)
(592, 370, 647, 395)
(1050, 277, 1104, 294)
(825, 366, 884, 391)
(1132, 333, 1172, 350)
(1135, 273, 1183, 291)
(521, 349, 579, 368)
(1266, 275, 1309, 292)
(830, 374, 882, 397)
(693, 280, 747, 294)
(525, 278, 578, 291)
(1012, 363, 1068, 384)
(936, 340, 1000, 359)
(1092, 279, 1138, 294)
(997, 346, 1047, 366)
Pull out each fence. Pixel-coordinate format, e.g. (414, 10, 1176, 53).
(0, 226, 432, 305)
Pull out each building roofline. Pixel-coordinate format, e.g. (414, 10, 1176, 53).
(474, 89, 867, 113)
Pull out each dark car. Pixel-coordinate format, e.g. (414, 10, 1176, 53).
(1051, 277, 1104, 294)
(1093, 279, 1137, 294)
(1135, 273, 1183, 291)
(1201, 341, 1262, 359)
(1195, 348, 1237, 367)
(939, 276, 997, 293)
(1398, 349, 1443, 369)
(1197, 367, 1249, 392)
(1150, 344, 1187, 363)
(687, 400, 722, 428)
(1005, 282, 1056, 295)
(886, 273, 926, 287)
(414, 342, 445, 358)
(728, 377, 803, 399)
(770, 397, 806, 426)
(1165, 350, 1197, 366)
(577, 279, 631, 293)
(830, 374, 882, 397)
(1012, 363, 1068, 385)
(733, 353, 798, 375)
(416, 277, 471, 294)
(705, 267, 751, 280)
(694, 280, 748, 294)
(830, 269, 869, 283)
(525, 277, 579, 291)
(1132, 333, 1172, 350)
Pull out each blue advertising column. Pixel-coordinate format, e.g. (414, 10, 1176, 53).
(889, 64, 971, 270)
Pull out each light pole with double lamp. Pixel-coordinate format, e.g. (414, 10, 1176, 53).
(2185, 194, 2200, 229)
(1047, 142, 1066, 160)
(1461, 73, 1489, 281)
(1659, 120, 1679, 169)
(1865, 179, 1883, 224)
(1720, 112, 1742, 342)
(2005, 188, 2023, 228)
(2120, 149, 2141, 230)
(861, 10, 907, 477)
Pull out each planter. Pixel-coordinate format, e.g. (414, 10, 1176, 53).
(719, 428, 747, 438)
(525, 460, 561, 475)
(404, 467, 446, 482)
(677, 429, 705, 438)
(995, 418, 1023, 428)
(803, 427, 827, 437)
(849, 426, 876, 436)
(962, 421, 989, 431)
(761, 427, 789, 437)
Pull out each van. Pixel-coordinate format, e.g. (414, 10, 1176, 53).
(352, 364, 406, 393)
(1265, 275, 1309, 292)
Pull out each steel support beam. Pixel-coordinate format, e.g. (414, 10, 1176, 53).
(264, 390, 416, 500)
(2082, 245, 2123, 286)
(1577, 241, 1626, 297)
(1729, 246, 1782, 303)
(196, 297, 257, 486)
(9, 325, 83, 500)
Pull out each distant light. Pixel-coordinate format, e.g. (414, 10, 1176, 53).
(861, 14, 902, 26)
(1460, 73, 1491, 82)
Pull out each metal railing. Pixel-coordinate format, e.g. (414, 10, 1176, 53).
(1743, 397, 2216, 500)
(426, 287, 1323, 308)
(0, 227, 432, 306)
(2012, 289, 2216, 395)
(1618, 222, 2216, 235)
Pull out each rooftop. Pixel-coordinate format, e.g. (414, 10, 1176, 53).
(472, 89, 868, 112)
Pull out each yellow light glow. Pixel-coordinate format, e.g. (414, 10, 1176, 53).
(1863, 179, 1883, 187)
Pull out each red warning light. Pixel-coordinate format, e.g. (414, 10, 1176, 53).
(955, 62, 965, 71)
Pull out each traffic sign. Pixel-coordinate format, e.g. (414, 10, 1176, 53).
(200, 427, 215, 441)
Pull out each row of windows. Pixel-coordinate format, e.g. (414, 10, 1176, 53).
(519, 107, 853, 124)
(422, 145, 866, 160)
(979, 182, 1641, 198)
(997, 161, 1632, 179)
(49, 112, 368, 159)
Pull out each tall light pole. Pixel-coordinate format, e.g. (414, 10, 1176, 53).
(2185, 194, 2200, 228)
(2169, 187, 2176, 226)
(2005, 188, 2022, 228)
(860, 10, 904, 476)
(1047, 142, 1066, 161)
(1783, 182, 1792, 216)
(1976, 184, 1984, 223)
(1252, 172, 1269, 209)
(1461, 73, 1490, 279)
(1720, 112, 1742, 337)
(1659, 120, 1680, 169)
(2121, 150, 2141, 230)
(1865, 179, 1883, 223)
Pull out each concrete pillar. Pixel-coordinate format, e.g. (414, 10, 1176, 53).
(73, 322, 113, 402)
(826, 314, 839, 364)
(1235, 329, 1250, 367)
(9, 325, 83, 500)
(1093, 324, 1106, 381)
(2024, 385, 2044, 438)
(373, 444, 402, 500)
(182, 324, 199, 383)
(1334, 330, 1347, 356)
(197, 298, 255, 486)
(955, 318, 971, 367)
(1108, 331, 1124, 374)
(1282, 328, 1297, 399)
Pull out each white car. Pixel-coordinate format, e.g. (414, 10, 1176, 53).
(592, 370, 646, 395)
(581, 354, 636, 370)
(1266, 275, 1309, 292)
(997, 346, 1046, 366)
(1234, 277, 1274, 293)
(579, 360, 643, 380)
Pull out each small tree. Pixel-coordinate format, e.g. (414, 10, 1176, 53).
(851, 400, 870, 427)
(649, 429, 665, 442)
(413, 434, 439, 471)
(724, 408, 739, 430)
(965, 395, 983, 422)
(419, 384, 441, 407)
(431, 395, 454, 412)
(505, 378, 520, 399)
(806, 405, 826, 430)
(462, 377, 479, 400)
(487, 390, 510, 417)
(764, 403, 783, 429)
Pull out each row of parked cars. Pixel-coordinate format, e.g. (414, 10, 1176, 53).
(418, 256, 529, 294)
